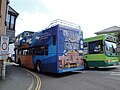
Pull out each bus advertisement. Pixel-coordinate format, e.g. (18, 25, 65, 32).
(15, 19, 84, 73)
(84, 34, 119, 68)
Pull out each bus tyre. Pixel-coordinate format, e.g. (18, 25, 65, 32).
(36, 61, 42, 73)
(84, 60, 89, 69)
(94, 67, 98, 69)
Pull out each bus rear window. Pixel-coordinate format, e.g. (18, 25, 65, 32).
(53, 35, 56, 45)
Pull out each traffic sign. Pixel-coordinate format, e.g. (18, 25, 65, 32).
(0, 35, 9, 60)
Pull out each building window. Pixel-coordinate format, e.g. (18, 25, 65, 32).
(6, 14, 10, 29)
(10, 15, 15, 30)
(6, 14, 15, 30)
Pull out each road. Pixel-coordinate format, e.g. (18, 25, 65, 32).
(39, 65, 120, 90)
(0, 64, 120, 90)
(0, 63, 41, 90)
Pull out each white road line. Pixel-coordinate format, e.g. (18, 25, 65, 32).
(111, 72, 120, 73)
(110, 74, 120, 76)
(110, 72, 120, 76)
(27, 74, 34, 90)
(72, 71, 88, 73)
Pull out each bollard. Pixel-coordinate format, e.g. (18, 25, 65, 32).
(0, 60, 3, 80)
(2, 59, 6, 80)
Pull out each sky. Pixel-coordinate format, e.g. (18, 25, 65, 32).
(10, 0, 120, 38)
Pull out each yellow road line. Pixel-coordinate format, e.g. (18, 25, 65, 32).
(25, 69, 41, 90)
(34, 72, 41, 90)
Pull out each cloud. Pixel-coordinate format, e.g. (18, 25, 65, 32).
(15, 11, 54, 35)
(13, 0, 120, 38)
(13, 0, 54, 35)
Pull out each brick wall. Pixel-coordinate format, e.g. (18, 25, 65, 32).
(0, 0, 7, 80)
(0, 0, 7, 35)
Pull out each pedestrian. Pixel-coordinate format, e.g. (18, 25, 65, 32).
(7, 53, 12, 62)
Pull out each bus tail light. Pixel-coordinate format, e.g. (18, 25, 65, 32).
(59, 60, 62, 65)
(59, 60, 62, 68)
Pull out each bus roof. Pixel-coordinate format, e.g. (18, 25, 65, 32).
(84, 34, 110, 42)
(84, 34, 116, 43)
(16, 31, 34, 38)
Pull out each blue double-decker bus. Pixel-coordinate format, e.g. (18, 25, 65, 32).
(14, 19, 84, 73)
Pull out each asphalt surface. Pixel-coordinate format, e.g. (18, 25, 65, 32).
(0, 63, 36, 90)
(0, 63, 120, 90)
(39, 65, 120, 90)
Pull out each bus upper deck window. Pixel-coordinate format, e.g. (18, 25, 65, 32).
(40, 46, 44, 55)
(53, 35, 56, 45)
(45, 44, 48, 56)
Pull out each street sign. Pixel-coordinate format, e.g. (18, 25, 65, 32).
(0, 35, 9, 60)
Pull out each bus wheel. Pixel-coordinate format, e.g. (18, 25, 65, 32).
(84, 60, 89, 69)
(94, 67, 98, 69)
(36, 61, 42, 73)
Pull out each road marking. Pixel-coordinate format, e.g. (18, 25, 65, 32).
(110, 74, 120, 76)
(72, 70, 89, 73)
(34, 72, 41, 90)
(25, 69, 41, 90)
(110, 72, 120, 76)
(111, 72, 120, 73)
(27, 74, 34, 90)
(12, 63, 41, 90)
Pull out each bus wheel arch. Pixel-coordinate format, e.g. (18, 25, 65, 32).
(83, 59, 89, 69)
(36, 60, 42, 73)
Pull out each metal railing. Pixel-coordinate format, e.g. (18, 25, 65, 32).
(47, 19, 81, 30)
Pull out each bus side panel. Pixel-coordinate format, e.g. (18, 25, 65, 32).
(42, 55, 58, 73)
(118, 53, 120, 62)
(85, 54, 105, 67)
(33, 26, 58, 73)
(104, 56, 119, 66)
(33, 55, 58, 73)
(20, 55, 34, 69)
(85, 54, 119, 67)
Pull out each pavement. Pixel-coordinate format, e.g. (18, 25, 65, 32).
(0, 62, 35, 90)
